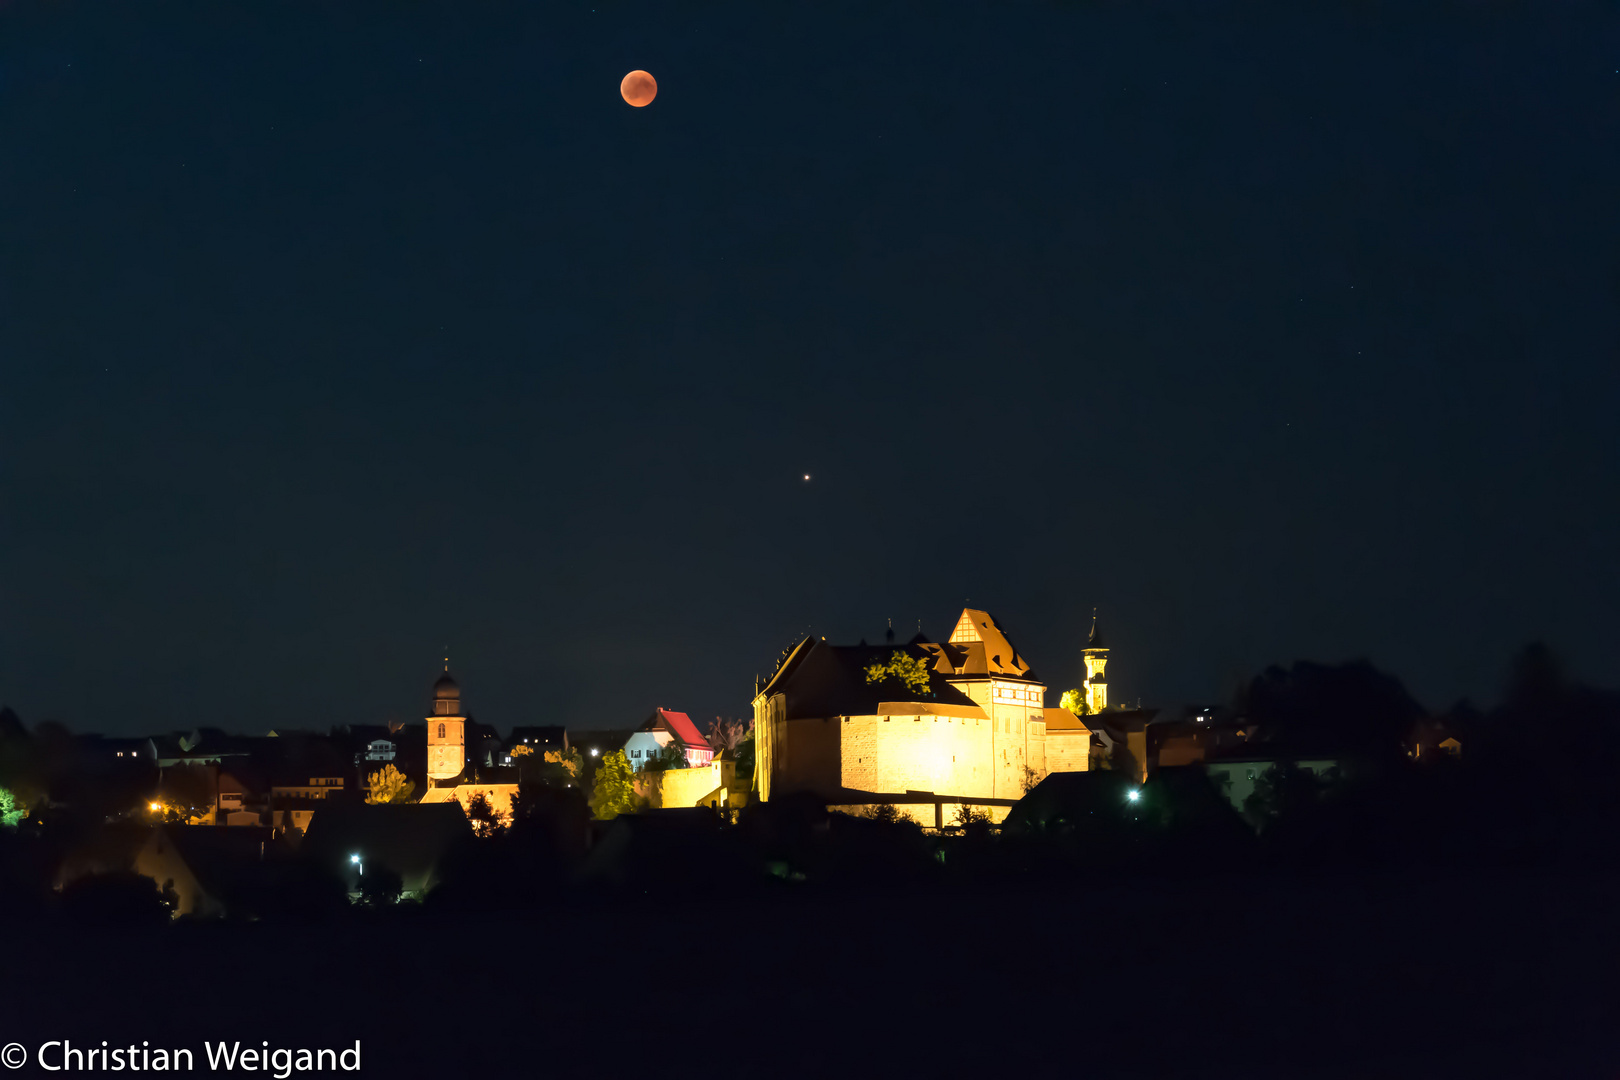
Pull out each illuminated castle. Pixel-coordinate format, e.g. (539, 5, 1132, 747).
(751, 608, 1092, 825)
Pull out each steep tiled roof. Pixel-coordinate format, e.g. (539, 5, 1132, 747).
(759, 639, 983, 720)
(1042, 706, 1092, 733)
(650, 709, 710, 751)
(938, 609, 1034, 678)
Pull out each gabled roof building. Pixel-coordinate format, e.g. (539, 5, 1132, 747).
(625, 709, 713, 771)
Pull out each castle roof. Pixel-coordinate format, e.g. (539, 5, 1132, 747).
(757, 609, 1044, 721)
(759, 637, 983, 720)
(946, 609, 1035, 678)
(1042, 706, 1092, 734)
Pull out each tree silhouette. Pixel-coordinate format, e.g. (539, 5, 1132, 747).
(464, 791, 506, 838)
(707, 717, 752, 753)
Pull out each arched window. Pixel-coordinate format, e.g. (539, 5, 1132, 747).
(438, 723, 446, 739)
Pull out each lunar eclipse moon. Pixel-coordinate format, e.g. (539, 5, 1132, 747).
(620, 70, 657, 107)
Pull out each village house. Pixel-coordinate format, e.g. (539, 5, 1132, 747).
(624, 709, 713, 771)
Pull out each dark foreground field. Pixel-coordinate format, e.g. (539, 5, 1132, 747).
(10, 871, 1617, 1079)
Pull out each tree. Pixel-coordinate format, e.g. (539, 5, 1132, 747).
(464, 791, 507, 838)
(1021, 765, 1042, 794)
(1060, 688, 1093, 716)
(588, 750, 640, 820)
(864, 650, 932, 696)
(733, 734, 756, 786)
(1239, 660, 1424, 762)
(365, 764, 417, 805)
(641, 743, 689, 773)
(541, 747, 583, 785)
(707, 717, 753, 753)
(0, 787, 25, 827)
(157, 764, 219, 823)
(952, 803, 992, 827)
(59, 872, 171, 927)
(1243, 761, 1332, 831)
(359, 864, 404, 906)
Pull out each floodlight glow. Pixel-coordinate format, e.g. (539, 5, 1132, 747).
(350, 854, 361, 864)
(590, 748, 599, 757)
(1126, 790, 1140, 802)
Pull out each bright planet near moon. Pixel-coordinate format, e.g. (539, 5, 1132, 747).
(620, 70, 657, 107)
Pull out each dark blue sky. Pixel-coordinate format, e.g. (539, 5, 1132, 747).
(1, 0, 1615, 736)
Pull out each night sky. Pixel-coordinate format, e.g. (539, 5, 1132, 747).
(1, 1, 1615, 736)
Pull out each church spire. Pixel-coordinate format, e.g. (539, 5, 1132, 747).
(1082, 608, 1109, 712)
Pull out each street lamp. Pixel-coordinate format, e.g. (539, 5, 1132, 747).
(590, 748, 599, 757)
(1125, 789, 1140, 803)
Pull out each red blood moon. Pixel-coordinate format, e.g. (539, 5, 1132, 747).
(620, 69, 657, 107)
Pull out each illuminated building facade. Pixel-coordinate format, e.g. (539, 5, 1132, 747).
(1082, 614, 1108, 714)
(752, 609, 1065, 824)
(426, 671, 465, 782)
(418, 669, 519, 820)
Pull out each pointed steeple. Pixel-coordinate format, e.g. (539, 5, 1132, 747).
(1087, 608, 1106, 650)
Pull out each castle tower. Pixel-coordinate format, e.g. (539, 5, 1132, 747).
(426, 668, 466, 782)
(1082, 611, 1108, 713)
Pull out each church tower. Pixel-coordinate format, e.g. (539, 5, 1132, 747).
(1082, 612, 1108, 714)
(426, 668, 466, 783)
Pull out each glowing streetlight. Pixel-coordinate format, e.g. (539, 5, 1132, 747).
(1125, 789, 1140, 803)
(149, 802, 162, 813)
(590, 748, 599, 757)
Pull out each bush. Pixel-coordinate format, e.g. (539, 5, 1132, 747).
(59, 872, 171, 928)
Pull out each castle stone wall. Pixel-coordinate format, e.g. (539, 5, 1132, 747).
(1045, 730, 1092, 774)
